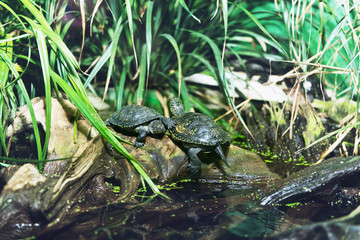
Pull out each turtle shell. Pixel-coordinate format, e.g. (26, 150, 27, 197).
(170, 112, 229, 146)
(108, 105, 162, 129)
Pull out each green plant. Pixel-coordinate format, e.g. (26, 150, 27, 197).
(1, 0, 264, 197)
(4, 0, 360, 196)
(0, 0, 169, 197)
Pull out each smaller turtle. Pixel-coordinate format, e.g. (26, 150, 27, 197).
(169, 97, 230, 177)
(106, 105, 174, 147)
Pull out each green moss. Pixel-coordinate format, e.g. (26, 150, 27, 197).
(113, 186, 121, 194)
(285, 202, 302, 207)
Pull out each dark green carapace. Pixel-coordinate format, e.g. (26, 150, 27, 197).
(169, 97, 230, 177)
(107, 105, 174, 147)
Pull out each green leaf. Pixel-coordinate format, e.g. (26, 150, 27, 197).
(125, 0, 138, 67)
(104, 16, 124, 99)
(19, 1, 80, 71)
(84, 41, 113, 89)
(116, 56, 134, 109)
(34, 29, 51, 164)
(188, 30, 252, 137)
(177, 0, 201, 23)
(160, 34, 182, 88)
(233, 2, 288, 58)
(137, 44, 147, 105)
(146, 1, 154, 79)
(221, 0, 228, 62)
(0, 51, 43, 162)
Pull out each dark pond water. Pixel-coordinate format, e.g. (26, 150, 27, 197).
(44, 180, 356, 240)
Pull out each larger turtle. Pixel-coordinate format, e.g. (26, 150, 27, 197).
(169, 97, 230, 176)
(106, 105, 174, 147)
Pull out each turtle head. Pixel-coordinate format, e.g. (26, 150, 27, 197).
(170, 97, 185, 117)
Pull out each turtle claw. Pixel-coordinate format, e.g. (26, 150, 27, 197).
(168, 119, 176, 129)
(222, 158, 230, 168)
(161, 117, 176, 129)
(215, 145, 230, 168)
(134, 141, 144, 148)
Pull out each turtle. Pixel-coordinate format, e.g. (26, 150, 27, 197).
(169, 97, 230, 176)
(106, 105, 174, 147)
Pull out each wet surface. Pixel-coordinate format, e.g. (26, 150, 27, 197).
(37, 181, 265, 239)
(34, 179, 359, 240)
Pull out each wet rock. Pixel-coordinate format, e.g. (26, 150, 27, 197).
(0, 164, 56, 240)
(269, 191, 360, 239)
(261, 156, 360, 205)
(0, 165, 21, 188)
(1, 164, 46, 195)
(272, 222, 360, 240)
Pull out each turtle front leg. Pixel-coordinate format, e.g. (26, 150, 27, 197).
(134, 126, 149, 147)
(187, 147, 202, 177)
(215, 145, 230, 168)
(160, 116, 175, 129)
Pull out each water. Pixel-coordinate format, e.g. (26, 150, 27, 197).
(36, 179, 358, 240)
(60, 181, 290, 239)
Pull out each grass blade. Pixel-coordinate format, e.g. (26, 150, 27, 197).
(159, 34, 189, 108)
(125, 0, 138, 67)
(0, 52, 43, 163)
(137, 44, 147, 105)
(188, 30, 253, 137)
(0, 33, 14, 157)
(84, 41, 113, 89)
(178, 0, 201, 23)
(20, 0, 80, 72)
(34, 29, 51, 163)
(233, 2, 289, 58)
(221, 0, 228, 64)
(78, 0, 86, 63)
(103, 16, 124, 100)
(146, 1, 154, 87)
(116, 56, 134, 109)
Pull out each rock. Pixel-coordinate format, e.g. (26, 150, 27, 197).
(261, 156, 360, 205)
(272, 222, 360, 240)
(2, 164, 46, 195)
(200, 145, 279, 183)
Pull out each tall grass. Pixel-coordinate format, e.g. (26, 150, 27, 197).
(2, 0, 360, 196)
(268, 1, 360, 158)
(0, 0, 258, 197)
(0, 0, 170, 197)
